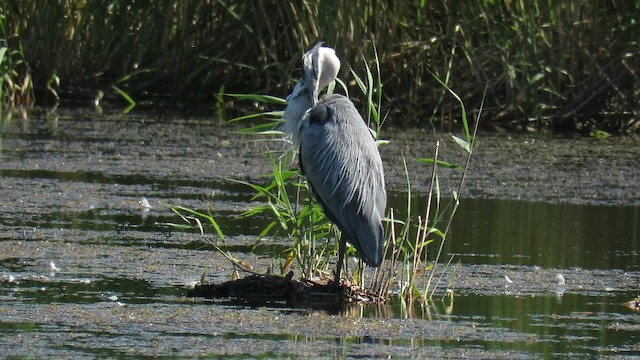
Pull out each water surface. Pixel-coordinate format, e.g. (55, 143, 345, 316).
(1, 109, 639, 358)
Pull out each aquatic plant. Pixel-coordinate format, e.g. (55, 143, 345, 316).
(396, 79, 481, 303)
(173, 46, 479, 305)
(165, 206, 230, 283)
(227, 154, 334, 280)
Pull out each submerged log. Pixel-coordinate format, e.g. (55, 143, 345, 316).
(187, 271, 384, 309)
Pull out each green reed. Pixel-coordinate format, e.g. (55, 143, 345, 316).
(3, 1, 638, 132)
(0, 11, 33, 116)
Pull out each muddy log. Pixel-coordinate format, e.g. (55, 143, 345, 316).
(187, 271, 385, 308)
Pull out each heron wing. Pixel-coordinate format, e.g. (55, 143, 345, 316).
(299, 94, 386, 266)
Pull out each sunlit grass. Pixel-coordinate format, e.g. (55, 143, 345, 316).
(0, 12, 33, 117)
(370, 78, 482, 303)
(226, 153, 333, 279)
(166, 205, 277, 283)
(3, 1, 638, 132)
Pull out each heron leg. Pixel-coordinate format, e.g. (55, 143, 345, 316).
(334, 234, 346, 286)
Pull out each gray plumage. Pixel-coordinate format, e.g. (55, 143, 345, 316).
(298, 94, 386, 267)
(282, 44, 386, 281)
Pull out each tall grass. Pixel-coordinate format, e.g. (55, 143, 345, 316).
(370, 79, 481, 303)
(3, 1, 638, 132)
(0, 11, 33, 117)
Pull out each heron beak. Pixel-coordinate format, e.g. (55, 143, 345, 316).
(311, 42, 324, 105)
(311, 82, 320, 105)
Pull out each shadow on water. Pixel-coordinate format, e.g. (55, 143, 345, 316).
(386, 194, 640, 271)
(450, 199, 640, 270)
(1, 109, 639, 358)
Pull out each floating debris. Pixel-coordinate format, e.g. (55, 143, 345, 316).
(188, 271, 385, 309)
(140, 197, 152, 209)
(50, 261, 60, 273)
(556, 273, 566, 286)
(623, 297, 640, 312)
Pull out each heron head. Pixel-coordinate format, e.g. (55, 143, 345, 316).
(302, 43, 341, 105)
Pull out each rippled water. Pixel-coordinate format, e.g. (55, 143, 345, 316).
(1, 108, 639, 358)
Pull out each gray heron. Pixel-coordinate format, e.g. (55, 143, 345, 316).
(282, 43, 387, 285)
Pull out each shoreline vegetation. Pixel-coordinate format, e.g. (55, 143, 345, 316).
(1, 1, 639, 134)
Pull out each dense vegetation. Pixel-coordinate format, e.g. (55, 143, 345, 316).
(1, 1, 639, 133)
